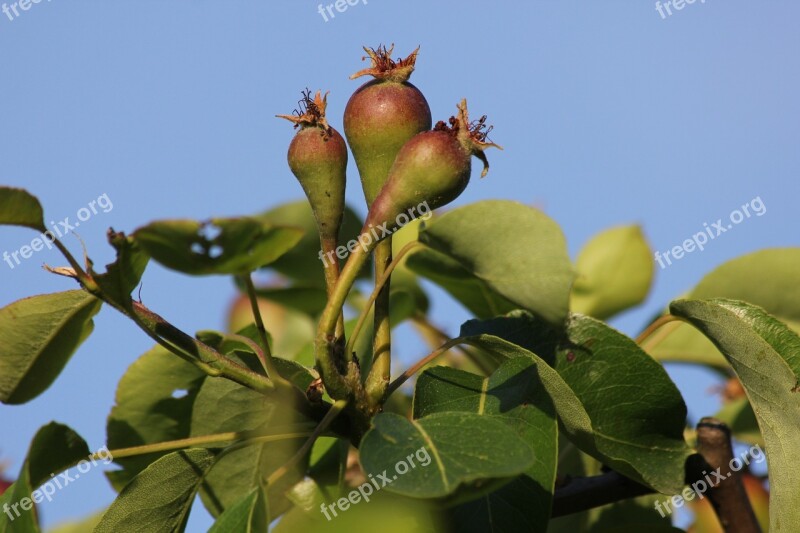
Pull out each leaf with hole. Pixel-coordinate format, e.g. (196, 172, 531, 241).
(133, 217, 304, 275)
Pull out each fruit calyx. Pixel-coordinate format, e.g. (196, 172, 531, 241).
(277, 89, 333, 139)
(434, 99, 502, 178)
(350, 44, 419, 83)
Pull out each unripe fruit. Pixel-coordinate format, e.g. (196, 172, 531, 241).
(278, 90, 347, 243)
(364, 99, 500, 234)
(344, 45, 432, 205)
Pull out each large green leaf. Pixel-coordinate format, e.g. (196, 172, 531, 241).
(410, 200, 574, 323)
(133, 217, 304, 275)
(95, 448, 217, 532)
(0, 291, 102, 404)
(208, 488, 268, 533)
(0, 423, 90, 533)
(570, 225, 653, 320)
(413, 358, 558, 532)
(0, 187, 46, 231)
(260, 201, 368, 287)
(459, 311, 691, 494)
(670, 298, 800, 531)
(190, 370, 315, 518)
(646, 248, 800, 367)
(359, 412, 534, 499)
(405, 248, 519, 319)
(105, 345, 207, 491)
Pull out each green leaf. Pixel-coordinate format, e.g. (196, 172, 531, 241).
(89, 231, 149, 310)
(405, 248, 518, 319)
(0, 291, 102, 404)
(570, 225, 653, 320)
(95, 448, 217, 532)
(0, 187, 46, 231)
(0, 423, 90, 533)
(670, 298, 800, 531)
(105, 345, 207, 491)
(459, 311, 691, 494)
(646, 248, 800, 367)
(133, 217, 304, 275)
(208, 488, 268, 533)
(260, 201, 369, 287)
(307, 437, 349, 502)
(190, 372, 314, 518)
(414, 358, 557, 532)
(411, 200, 574, 323)
(359, 412, 535, 499)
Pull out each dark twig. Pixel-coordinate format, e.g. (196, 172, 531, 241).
(691, 417, 762, 533)
(551, 471, 653, 517)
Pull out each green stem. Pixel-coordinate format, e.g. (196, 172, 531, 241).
(410, 312, 495, 375)
(89, 424, 316, 462)
(316, 242, 373, 399)
(636, 314, 680, 346)
(130, 302, 278, 394)
(366, 238, 392, 403)
(387, 338, 463, 396)
(101, 432, 242, 460)
(240, 273, 273, 359)
(321, 237, 347, 352)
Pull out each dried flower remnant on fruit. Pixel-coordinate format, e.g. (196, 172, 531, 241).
(434, 99, 502, 178)
(350, 44, 420, 83)
(277, 89, 333, 139)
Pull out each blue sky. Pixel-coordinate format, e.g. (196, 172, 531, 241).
(1, 1, 798, 530)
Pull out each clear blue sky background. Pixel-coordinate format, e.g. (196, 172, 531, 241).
(1, 1, 798, 530)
